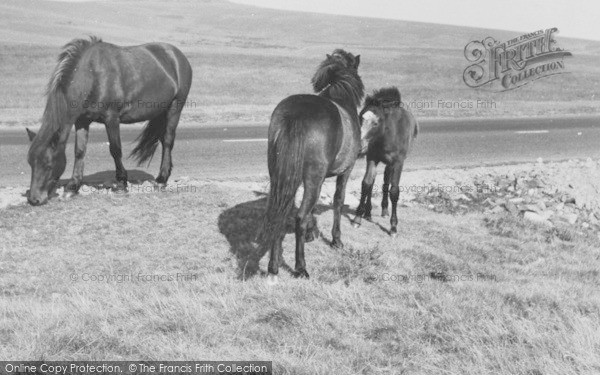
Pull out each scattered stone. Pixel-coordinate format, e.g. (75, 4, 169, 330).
(505, 201, 519, 215)
(522, 204, 541, 213)
(526, 178, 544, 188)
(585, 157, 594, 168)
(523, 211, 553, 226)
(561, 213, 578, 225)
(540, 210, 554, 220)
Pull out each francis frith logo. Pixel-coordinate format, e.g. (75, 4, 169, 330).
(463, 27, 572, 91)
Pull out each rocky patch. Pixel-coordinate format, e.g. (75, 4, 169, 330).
(411, 158, 600, 233)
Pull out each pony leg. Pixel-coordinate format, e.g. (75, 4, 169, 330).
(353, 159, 377, 227)
(105, 115, 128, 189)
(381, 164, 391, 217)
(267, 232, 285, 277)
(305, 211, 319, 242)
(390, 161, 405, 237)
(65, 117, 91, 196)
(294, 178, 324, 278)
(362, 160, 378, 220)
(156, 102, 182, 184)
(331, 171, 351, 249)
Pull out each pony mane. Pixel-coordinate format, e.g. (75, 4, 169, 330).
(35, 36, 101, 141)
(47, 36, 102, 95)
(311, 49, 364, 108)
(365, 87, 401, 108)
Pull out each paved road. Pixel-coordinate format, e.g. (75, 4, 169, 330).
(2, 116, 600, 187)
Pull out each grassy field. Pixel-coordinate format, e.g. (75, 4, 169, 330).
(1, 178, 599, 373)
(1, 0, 600, 127)
(2, 0, 600, 372)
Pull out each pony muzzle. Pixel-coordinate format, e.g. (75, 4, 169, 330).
(27, 191, 48, 206)
(27, 180, 57, 206)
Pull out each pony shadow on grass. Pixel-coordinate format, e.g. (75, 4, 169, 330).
(217, 191, 357, 279)
(217, 192, 272, 279)
(57, 170, 154, 189)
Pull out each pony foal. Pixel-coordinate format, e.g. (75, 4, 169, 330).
(353, 87, 418, 236)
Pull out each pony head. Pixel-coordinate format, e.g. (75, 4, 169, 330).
(359, 87, 401, 155)
(311, 49, 363, 107)
(26, 128, 67, 205)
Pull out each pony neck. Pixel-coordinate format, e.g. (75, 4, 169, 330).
(320, 89, 362, 121)
(35, 90, 72, 148)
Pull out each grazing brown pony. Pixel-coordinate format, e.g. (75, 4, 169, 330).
(26, 36, 193, 205)
(262, 50, 364, 281)
(353, 87, 418, 236)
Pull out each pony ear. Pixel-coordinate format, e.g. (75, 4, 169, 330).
(326, 54, 331, 59)
(354, 55, 360, 69)
(26, 128, 37, 142)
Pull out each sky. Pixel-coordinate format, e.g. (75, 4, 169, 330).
(230, 0, 600, 41)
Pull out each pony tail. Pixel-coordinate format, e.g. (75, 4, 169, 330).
(130, 117, 166, 165)
(260, 120, 306, 253)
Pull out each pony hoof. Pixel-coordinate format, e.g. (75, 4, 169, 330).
(111, 183, 128, 193)
(266, 274, 279, 286)
(381, 209, 389, 217)
(364, 215, 372, 221)
(352, 222, 361, 228)
(293, 269, 310, 279)
(305, 232, 315, 242)
(390, 228, 398, 238)
(331, 240, 344, 250)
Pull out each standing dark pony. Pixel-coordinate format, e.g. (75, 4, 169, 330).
(353, 87, 418, 236)
(262, 50, 364, 282)
(26, 36, 192, 205)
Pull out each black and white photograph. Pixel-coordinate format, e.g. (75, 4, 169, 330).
(1, 0, 599, 373)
